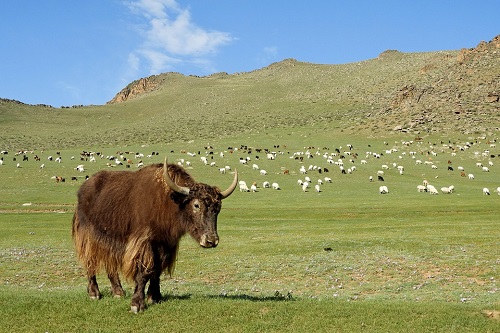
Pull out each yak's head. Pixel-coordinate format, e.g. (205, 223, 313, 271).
(163, 158, 238, 248)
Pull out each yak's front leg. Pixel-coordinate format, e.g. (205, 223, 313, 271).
(87, 275, 101, 300)
(107, 271, 125, 298)
(146, 270, 162, 304)
(130, 271, 151, 313)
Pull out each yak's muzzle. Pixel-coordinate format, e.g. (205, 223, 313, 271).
(199, 234, 219, 248)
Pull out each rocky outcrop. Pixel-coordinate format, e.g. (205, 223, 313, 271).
(107, 77, 159, 104)
(457, 34, 500, 63)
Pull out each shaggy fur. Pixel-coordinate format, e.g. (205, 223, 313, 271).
(72, 162, 228, 312)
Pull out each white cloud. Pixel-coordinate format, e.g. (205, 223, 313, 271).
(126, 0, 178, 19)
(126, 0, 233, 75)
(138, 49, 181, 74)
(127, 53, 140, 72)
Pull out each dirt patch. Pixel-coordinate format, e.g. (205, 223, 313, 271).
(482, 310, 500, 320)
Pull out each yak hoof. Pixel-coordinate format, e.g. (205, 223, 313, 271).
(130, 305, 139, 314)
(89, 295, 100, 300)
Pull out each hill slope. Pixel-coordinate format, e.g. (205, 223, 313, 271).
(1, 35, 498, 150)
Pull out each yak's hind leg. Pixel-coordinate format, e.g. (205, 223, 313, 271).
(73, 214, 101, 299)
(87, 275, 101, 300)
(108, 271, 125, 297)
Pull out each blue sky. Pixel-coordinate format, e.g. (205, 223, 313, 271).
(0, 1, 498, 107)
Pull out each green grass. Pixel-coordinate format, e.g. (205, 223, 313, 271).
(0, 289, 497, 332)
(0, 130, 499, 332)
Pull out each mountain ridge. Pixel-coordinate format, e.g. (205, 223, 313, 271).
(0, 35, 498, 150)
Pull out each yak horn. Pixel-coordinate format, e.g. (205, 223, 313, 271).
(220, 169, 238, 199)
(163, 158, 190, 195)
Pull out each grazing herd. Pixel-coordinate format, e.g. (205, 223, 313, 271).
(165, 138, 499, 198)
(1, 136, 499, 199)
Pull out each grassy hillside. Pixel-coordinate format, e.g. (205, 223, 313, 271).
(0, 36, 498, 151)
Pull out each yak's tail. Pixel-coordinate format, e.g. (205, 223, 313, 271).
(72, 212, 100, 277)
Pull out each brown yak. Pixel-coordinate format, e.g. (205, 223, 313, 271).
(72, 158, 238, 313)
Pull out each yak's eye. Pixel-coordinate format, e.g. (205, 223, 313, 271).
(193, 201, 201, 210)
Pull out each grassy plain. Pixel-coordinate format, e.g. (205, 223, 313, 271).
(0, 128, 499, 332)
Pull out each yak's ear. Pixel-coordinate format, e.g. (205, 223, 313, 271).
(163, 158, 190, 195)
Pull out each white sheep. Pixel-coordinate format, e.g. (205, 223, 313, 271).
(324, 177, 332, 183)
(272, 182, 280, 190)
(483, 187, 490, 195)
(482, 166, 490, 172)
(250, 184, 258, 192)
(496, 187, 500, 195)
(239, 181, 249, 192)
(427, 185, 439, 195)
(315, 184, 321, 193)
(468, 173, 475, 180)
(379, 185, 389, 194)
(302, 181, 309, 192)
(417, 185, 427, 192)
(252, 164, 259, 170)
(260, 169, 267, 176)
(219, 168, 226, 174)
(263, 181, 270, 188)
(441, 187, 452, 194)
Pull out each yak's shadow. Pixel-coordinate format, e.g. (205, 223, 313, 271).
(160, 293, 192, 302)
(98, 290, 292, 303)
(207, 293, 293, 302)
(159, 291, 293, 302)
